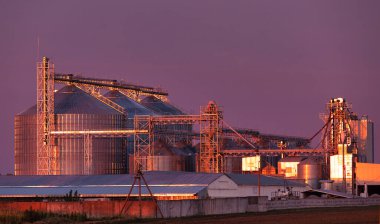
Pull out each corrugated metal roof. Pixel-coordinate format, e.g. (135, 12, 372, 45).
(0, 172, 223, 187)
(20, 85, 122, 115)
(278, 157, 305, 163)
(298, 157, 322, 165)
(104, 90, 155, 118)
(0, 172, 222, 197)
(0, 186, 206, 197)
(226, 173, 306, 187)
(140, 96, 184, 115)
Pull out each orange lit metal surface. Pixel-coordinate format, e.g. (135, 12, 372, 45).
(242, 156, 260, 171)
(36, 57, 55, 175)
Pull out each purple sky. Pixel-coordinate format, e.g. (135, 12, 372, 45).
(1, 1, 379, 174)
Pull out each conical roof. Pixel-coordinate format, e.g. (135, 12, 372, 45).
(299, 157, 322, 165)
(19, 85, 122, 115)
(140, 96, 184, 115)
(104, 90, 155, 118)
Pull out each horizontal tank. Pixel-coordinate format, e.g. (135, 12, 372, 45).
(297, 157, 322, 189)
(15, 85, 126, 175)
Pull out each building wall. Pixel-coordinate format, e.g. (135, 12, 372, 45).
(330, 154, 353, 192)
(356, 162, 380, 185)
(278, 162, 300, 177)
(0, 201, 157, 219)
(207, 175, 239, 198)
(236, 185, 307, 200)
(2, 197, 380, 219)
(351, 117, 375, 163)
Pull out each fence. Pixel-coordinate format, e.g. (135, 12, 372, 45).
(1, 197, 380, 219)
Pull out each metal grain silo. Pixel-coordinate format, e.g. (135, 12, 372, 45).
(104, 90, 155, 128)
(128, 140, 196, 172)
(14, 113, 37, 175)
(15, 85, 126, 175)
(140, 96, 192, 146)
(105, 90, 156, 173)
(140, 96, 184, 115)
(297, 157, 323, 189)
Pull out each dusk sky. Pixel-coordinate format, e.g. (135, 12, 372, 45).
(1, 1, 379, 174)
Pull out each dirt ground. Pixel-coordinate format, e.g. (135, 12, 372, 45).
(126, 206, 380, 224)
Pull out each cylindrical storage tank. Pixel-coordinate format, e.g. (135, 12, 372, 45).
(155, 155, 184, 171)
(140, 96, 193, 145)
(128, 155, 191, 172)
(15, 85, 126, 175)
(297, 157, 323, 189)
(320, 180, 334, 191)
(14, 115, 37, 175)
(128, 142, 195, 173)
(104, 90, 155, 128)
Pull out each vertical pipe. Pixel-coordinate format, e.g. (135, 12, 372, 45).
(138, 176, 142, 218)
(258, 167, 261, 197)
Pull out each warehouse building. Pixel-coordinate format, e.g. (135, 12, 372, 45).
(0, 172, 309, 201)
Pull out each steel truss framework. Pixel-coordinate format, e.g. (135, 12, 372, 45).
(74, 84, 125, 114)
(54, 73, 168, 102)
(320, 98, 356, 194)
(36, 57, 326, 175)
(36, 57, 55, 175)
(199, 102, 223, 173)
(134, 116, 155, 173)
(133, 115, 196, 172)
(133, 102, 223, 173)
(222, 149, 325, 157)
(36, 57, 167, 175)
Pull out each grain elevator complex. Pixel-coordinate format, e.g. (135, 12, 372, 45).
(8, 57, 380, 208)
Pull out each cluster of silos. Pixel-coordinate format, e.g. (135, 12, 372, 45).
(222, 154, 323, 187)
(15, 85, 196, 175)
(277, 156, 323, 189)
(120, 95, 195, 172)
(15, 86, 125, 175)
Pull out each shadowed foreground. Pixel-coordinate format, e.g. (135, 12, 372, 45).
(1, 206, 379, 223)
(132, 206, 380, 224)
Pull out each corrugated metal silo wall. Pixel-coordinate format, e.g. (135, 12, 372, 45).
(128, 155, 195, 173)
(14, 115, 37, 175)
(55, 113, 126, 175)
(15, 113, 126, 175)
